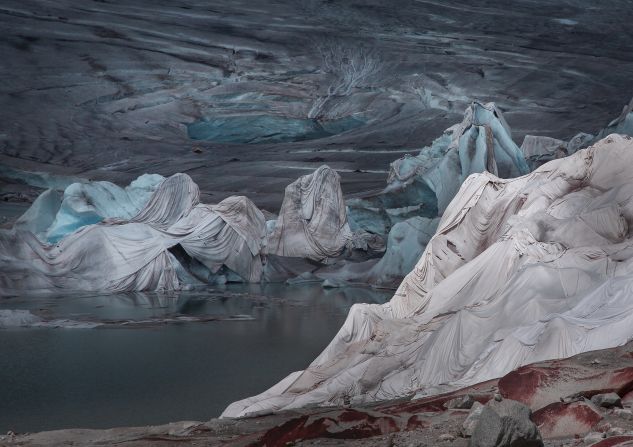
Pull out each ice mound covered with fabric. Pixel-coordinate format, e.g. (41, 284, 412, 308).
(266, 165, 352, 262)
(0, 165, 357, 293)
(223, 133, 633, 417)
(0, 173, 267, 293)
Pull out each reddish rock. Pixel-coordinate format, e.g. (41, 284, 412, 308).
(405, 414, 430, 431)
(533, 401, 603, 438)
(258, 408, 409, 445)
(499, 363, 633, 411)
(251, 344, 633, 445)
(622, 389, 633, 406)
(589, 436, 633, 447)
(379, 379, 497, 416)
(611, 368, 633, 395)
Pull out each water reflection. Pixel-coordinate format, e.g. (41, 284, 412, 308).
(0, 284, 391, 432)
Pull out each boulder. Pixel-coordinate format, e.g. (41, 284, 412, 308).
(615, 409, 633, 420)
(462, 402, 484, 438)
(469, 399, 543, 447)
(445, 394, 475, 410)
(591, 393, 622, 409)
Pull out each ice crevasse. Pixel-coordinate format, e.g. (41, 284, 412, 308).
(222, 134, 633, 417)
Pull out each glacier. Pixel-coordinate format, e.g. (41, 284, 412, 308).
(5, 99, 631, 294)
(0, 101, 563, 293)
(5, 96, 633, 430)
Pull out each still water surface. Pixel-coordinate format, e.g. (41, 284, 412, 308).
(0, 284, 390, 433)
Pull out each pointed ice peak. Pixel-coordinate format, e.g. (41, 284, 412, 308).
(452, 101, 529, 179)
(596, 96, 633, 140)
(387, 102, 528, 187)
(384, 101, 529, 216)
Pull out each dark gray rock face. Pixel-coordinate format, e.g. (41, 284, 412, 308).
(469, 399, 543, 447)
(462, 401, 485, 438)
(445, 394, 475, 410)
(591, 392, 622, 409)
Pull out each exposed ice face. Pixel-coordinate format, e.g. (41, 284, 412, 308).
(596, 97, 633, 140)
(567, 132, 595, 154)
(187, 115, 365, 144)
(348, 102, 530, 238)
(222, 135, 633, 418)
(15, 174, 164, 243)
(366, 216, 439, 288)
(14, 189, 63, 237)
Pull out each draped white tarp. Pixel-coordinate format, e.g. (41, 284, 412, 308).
(0, 174, 267, 293)
(223, 134, 633, 417)
(266, 165, 352, 261)
(0, 165, 355, 293)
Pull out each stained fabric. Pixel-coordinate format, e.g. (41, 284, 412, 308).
(222, 134, 633, 418)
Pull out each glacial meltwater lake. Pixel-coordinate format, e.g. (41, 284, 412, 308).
(0, 284, 391, 433)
